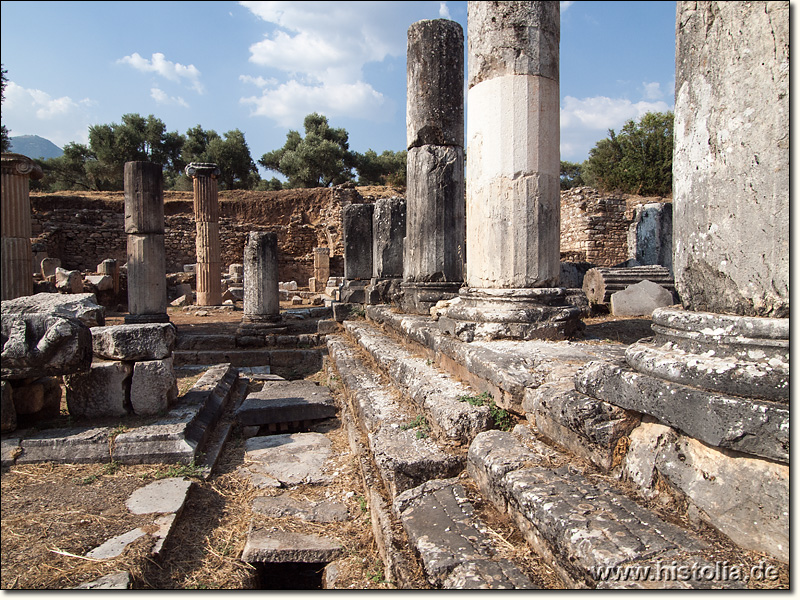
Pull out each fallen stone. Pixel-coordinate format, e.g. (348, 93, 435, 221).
(394, 478, 535, 589)
(291, 295, 303, 305)
(244, 432, 333, 486)
(235, 380, 336, 427)
(91, 323, 177, 361)
(241, 526, 344, 564)
(252, 494, 350, 523)
(610, 280, 675, 317)
(84, 274, 113, 292)
(126, 477, 193, 514)
(130, 357, 178, 416)
(55, 267, 84, 294)
(65, 360, 131, 419)
(1, 292, 105, 327)
(1, 313, 93, 380)
(575, 361, 789, 464)
(86, 528, 147, 560)
(73, 571, 131, 589)
(41, 257, 61, 279)
(171, 294, 193, 307)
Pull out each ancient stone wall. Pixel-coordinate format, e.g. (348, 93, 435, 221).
(29, 187, 361, 285)
(559, 187, 632, 267)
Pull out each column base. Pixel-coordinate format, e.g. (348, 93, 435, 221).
(400, 281, 462, 315)
(125, 313, 170, 324)
(366, 278, 403, 306)
(438, 287, 583, 342)
(340, 280, 369, 304)
(238, 315, 288, 336)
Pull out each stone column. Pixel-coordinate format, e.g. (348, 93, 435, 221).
(1, 153, 43, 300)
(240, 232, 284, 332)
(186, 163, 222, 306)
(97, 259, 120, 295)
(124, 161, 168, 324)
(367, 197, 406, 305)
(340, 203, 374, 303)
(311, 247, 330, 293)
(440, 1, 581, 341)
(402, 19, 466, 314)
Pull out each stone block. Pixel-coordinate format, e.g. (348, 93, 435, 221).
(65, 360, 131, 418)
(291, 295, 303, 306)
(236, 380, 336, 426)
(252, 494, 350, 523)
(40, 257, 61, 279)
(332, 302, 362, 322)
(85, 274, 114, 292)
(1, 380, 16, 433)
(17, 427, 111, 464)
(73, 572, 131, 590)
(125, 477, 193, 515)
(241, 527, 345, 564)
(55, 267, 84, 294)
(91, 323, 177, 361)
(1, 292, 105, 327)
(130, 357, 177, 416)
(171, 294, 192, 307)
(342, 203, 374, 280)
(317, 319, 338, 335)
(610, 280, 674, 316)
(1, 313, 93, 380)
(10, 380, 45, 415)
(243, 433, 333, 486)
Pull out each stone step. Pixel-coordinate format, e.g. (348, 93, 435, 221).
(235, 380, 337, 427)
(393, 478, 537, 589)
(176, 332, 324, 351)
(341, 320, 492, 445)
(326, 334, 464, 500)
(467, 427, 744, 589)
(173, 348, 322, 371)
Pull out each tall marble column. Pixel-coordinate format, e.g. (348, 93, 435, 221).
(401, 19, 466, 314)
(1, 154, 43, 300)
(124, 161, 168, 324)
(240, 232, 284, 333)
(186, 163, 222, 306)
(440, 1, 581, 341)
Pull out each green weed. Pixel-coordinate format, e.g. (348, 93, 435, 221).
(457, 392, 514, 431)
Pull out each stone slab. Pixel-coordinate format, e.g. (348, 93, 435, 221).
(0, 292, 105, 327)
(86, 528, 146, 560)
(130, 357, 178, 416)
(252, 493, 350, 523)
(244, 432, 333, 486)
(73, 571, 131, 589)
(610, 280, 675, 317)
(575, 361, 789, 464)
(91, 323, 177, 361)
(17, 427, 111, 464)
(393, 478, 535, 589)
(126, 477, 193, 514)
(235, 380, 336, 426)
(467, 429, 727, 589)
(241, 527, 345, 563)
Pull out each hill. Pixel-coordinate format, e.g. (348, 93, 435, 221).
(8, 135, 63, 159)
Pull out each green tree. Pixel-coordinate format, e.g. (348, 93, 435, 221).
(181, 125, 259, 189)
(259, 113, 356, 188)
(1, 65, 10, 152)
(582, 111, 673, 196)
(355, 149, 407, 187)
(37, 142, 97, 191)
(560, 160, 585, 189)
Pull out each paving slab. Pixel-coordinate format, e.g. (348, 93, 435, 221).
(86, 528, 147, 560)
(243, 432, 334, 486)
(252, 493, 350, 523)
(73, 571, 131, 589)
(17, 427, 111, 464)
(241, 526, 345, 563)
(125, 477, 193, 514)
(235, 380, 337, 427)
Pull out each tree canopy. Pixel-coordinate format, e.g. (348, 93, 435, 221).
(1, 65, 10, 152)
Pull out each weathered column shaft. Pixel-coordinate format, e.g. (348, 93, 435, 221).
(1, 154, 43, 300)
(187, 163, 222, 306)
(243, 232, 280, 321)
(312, 247, 330, 293)
(124, 162, 168, 323)
(372, 197, 406, 279)
(466, 0, 560, 289)
(342, 204, 374, 281)
(673, 1, 789, 318)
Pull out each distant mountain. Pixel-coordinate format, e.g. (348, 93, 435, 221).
(8, 135, 63, 160)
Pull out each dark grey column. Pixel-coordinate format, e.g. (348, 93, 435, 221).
(401, 19, 466, 314)
(124, 161, 168, 324)
(367, 196, 406, 305)
(340, 203, 374, 303)
(242, 232, 280, 323)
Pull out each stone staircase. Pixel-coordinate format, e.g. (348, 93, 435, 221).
(326, 308, 760, 589)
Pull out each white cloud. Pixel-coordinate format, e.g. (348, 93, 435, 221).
(238, 1, 417, 126)
(642, 81, 664, 101)
(240, 74, 279, 88)
(439, 2, 451, 19)
(560, 1, 576, 11)
(560, 95, 671, 161)
(3, 81, 90, 147)
(241, 80, 389, 127)
(150, 87, 189, 108)
(118, 52, 205, 94)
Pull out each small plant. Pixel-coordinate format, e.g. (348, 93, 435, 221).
(351, 305, 366, 318)
(357, 495, 368, 514)
(103, 461, 120, 476)
(457, 392, 514, 431)
(109, 425, 129, 440)
(76, 474, 98, 485)
(425, 359, 433, 367)
(458, 391, 493, 407)
(401, 415, 431, 439)
(153, 460, 205, 480)
(367, 559, 390, 585)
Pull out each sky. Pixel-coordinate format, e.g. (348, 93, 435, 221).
(1, 1, 678, 176)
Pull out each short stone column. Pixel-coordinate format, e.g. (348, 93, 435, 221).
(186, 163, 222, 306)
(1, 153, 43, 300)
(310, 247, 330, 293)
(402, 19, 466, 314)
(440, 1, 581, 341)
(367, 197, 406, 305)
(240, 232, 284, 333)
(340, 204, 374, 303)
(124, 161, 168, 324)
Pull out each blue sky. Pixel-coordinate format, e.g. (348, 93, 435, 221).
(1, 1, 677, 175)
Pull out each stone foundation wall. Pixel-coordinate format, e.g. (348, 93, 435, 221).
(30, 187, 356, 284)
(560, 187, 632, 266)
